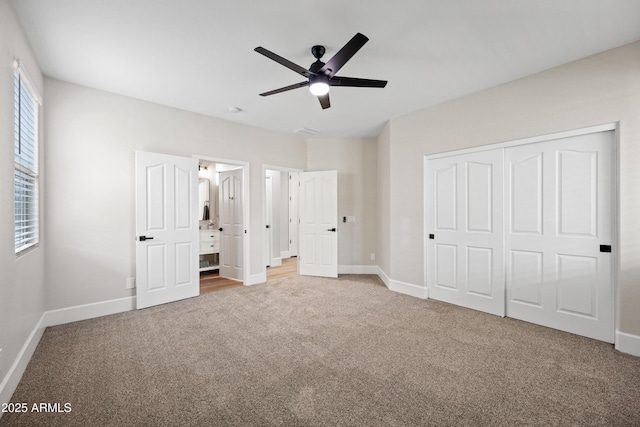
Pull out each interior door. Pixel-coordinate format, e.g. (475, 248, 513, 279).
(299, 170, 338, 277)
(135, 151, 199, 309)
(505, 131, 614, 342)
(265, 174, 273, 266)
(426, 149, 505, 316)
(219, 168, 243, 280)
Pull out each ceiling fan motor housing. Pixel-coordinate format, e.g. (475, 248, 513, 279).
(311, 45, 326, 59)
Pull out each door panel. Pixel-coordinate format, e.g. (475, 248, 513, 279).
(466, 162, 493, 232)
(509, 250, 543, 306)
(135, 151, 199, 309)
(510, 153, 542, 234)
(299, 171, 338, 277)
(505, 131, 614, 342)
(427, 149, 505, 316)
(466, 246, 492, 297)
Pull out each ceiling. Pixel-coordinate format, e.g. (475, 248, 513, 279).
(9, 0, 640, 138)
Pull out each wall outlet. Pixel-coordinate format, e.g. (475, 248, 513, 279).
(370, 253, 376, 261)
(125, 277, 135, 289)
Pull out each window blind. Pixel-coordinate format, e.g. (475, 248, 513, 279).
(14, 70, 39, 255)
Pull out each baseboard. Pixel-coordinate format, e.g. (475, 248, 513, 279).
(0, 314, 46, 409)
(270, 257, 282, 267)
(389, 279, 428, 299)
(339, 265, 378, 274)
(280, 251, 291, 259)
(376, 267, 427, 299)
(615, 331, 640, 357)
(42, 296, 136, 327)
(246, 272, 267, 286)
(377, 267, 391, 288)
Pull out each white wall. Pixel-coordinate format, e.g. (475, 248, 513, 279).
(44, 78, 306, 310)
(376, 123, 391, 276)
(307, 138, 378, 267)
(0, 0, 45, 404)
(383, 41, 640, 337)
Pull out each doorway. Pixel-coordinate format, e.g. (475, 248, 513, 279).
(197, 157, 249, 294)
(264, 166, 302, 274)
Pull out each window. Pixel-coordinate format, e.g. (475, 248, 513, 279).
(14, 67, 40, 255)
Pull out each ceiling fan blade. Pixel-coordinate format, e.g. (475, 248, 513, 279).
(319, 33, 369, 77)
(329, 76, 387, 88)
(318, 93, 331, 109)
(254, 47, 312, 78)
(259, 81, 308, 96)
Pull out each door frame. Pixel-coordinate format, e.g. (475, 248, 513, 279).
(262, 164, 303, 271)
(423, 122, 619, 336)
(195, 155, 250, 285)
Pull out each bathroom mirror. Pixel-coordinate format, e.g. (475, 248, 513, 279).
(199, 178, 210, 220)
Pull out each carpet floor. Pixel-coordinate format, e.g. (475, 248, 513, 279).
(3, 274, 640, 426)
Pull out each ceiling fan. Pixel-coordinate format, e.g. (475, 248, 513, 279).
(254, 32, 387, 110)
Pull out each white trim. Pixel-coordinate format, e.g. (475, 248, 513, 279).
(378, 267, 428, 299)
(377, 267, 391, 288)
(247, 272, 266, 286)
(388, 279, 429, 299)
(262, 164, 304, 174)
(270, 257, 282, 267)
(42, 297, 135, 327)
(425, 122, 618, 160)
(338, 265, 378, 274)
(280, 251, 291, 259)
(13, 59, 42, 105)
(0, 315, 45, 409)
(615, 331, 640, 358)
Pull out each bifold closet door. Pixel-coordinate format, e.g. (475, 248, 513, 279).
(426, 149, 505, 316)
(505, 131, 614, 343)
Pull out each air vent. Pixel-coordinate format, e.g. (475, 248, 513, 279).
(294, 127, 319, 135)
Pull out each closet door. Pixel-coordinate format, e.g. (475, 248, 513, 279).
(426, 149, 505, 316)
(505, 131, 614, 342)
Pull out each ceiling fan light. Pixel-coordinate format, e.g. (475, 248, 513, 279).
(309, 82, 329, 96)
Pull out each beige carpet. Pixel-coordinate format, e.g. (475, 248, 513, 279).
(3, 274, 640, 426)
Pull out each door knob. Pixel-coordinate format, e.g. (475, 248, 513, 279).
(327, 228, 336, 232)
(218, 228, 223, 232)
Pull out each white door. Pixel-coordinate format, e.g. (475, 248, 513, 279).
(299, 170, 338, 277)
(219, 168, 243, 280)
(426, 149, 505, 316)
(265, 174, 273, 266)
(505, 131, 614, 342)
(289, 172, 299, 257)
(135, 151, 199, 309)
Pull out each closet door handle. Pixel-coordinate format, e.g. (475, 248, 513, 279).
(327, 228, 336, 232)
(139, 236, 154, 241)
